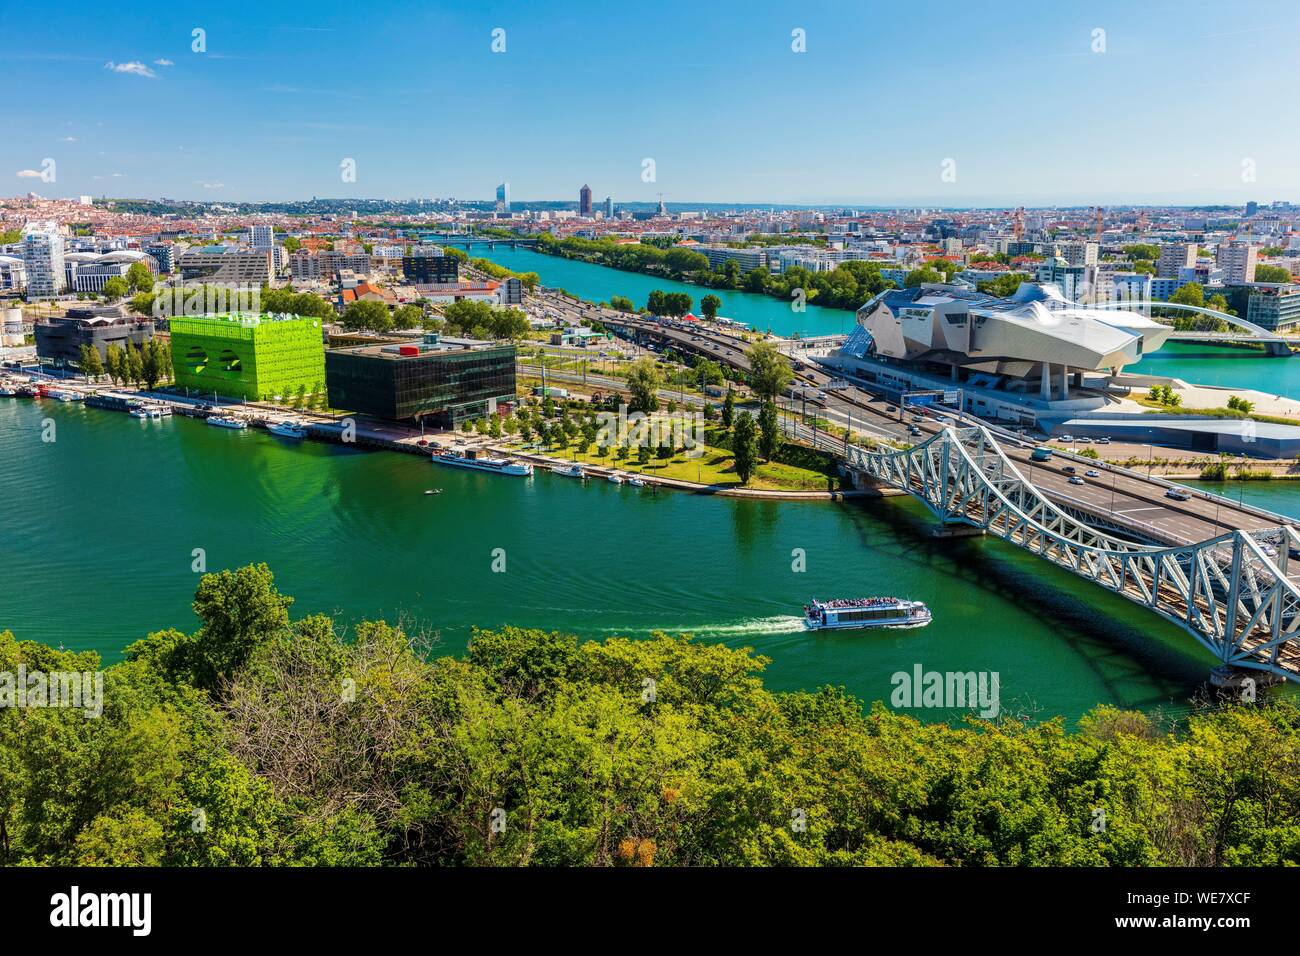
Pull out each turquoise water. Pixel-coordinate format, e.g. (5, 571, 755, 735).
(1131, 342, 1300, 398)
(450, 240, 857, 338)
(1184, 479, 1300, 519)
(0, 397, 1232, 723)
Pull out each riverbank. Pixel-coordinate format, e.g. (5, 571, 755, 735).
(0, 395, 1233, 721)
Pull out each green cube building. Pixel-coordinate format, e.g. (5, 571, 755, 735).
(170, 313, 327, 402)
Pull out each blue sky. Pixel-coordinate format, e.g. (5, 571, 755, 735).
(4, 0, 1299, 205)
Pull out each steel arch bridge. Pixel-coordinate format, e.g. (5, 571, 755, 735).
(1093, 300, 1285, 342)
(845, 424, 1300, 684)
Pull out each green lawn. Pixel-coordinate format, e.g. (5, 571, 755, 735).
(503, 436, 839, 491)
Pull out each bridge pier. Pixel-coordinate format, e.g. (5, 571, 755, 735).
(1209, 665, 1285, 694)
(931, 523, 986, 540)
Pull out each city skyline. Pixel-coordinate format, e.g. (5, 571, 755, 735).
(4, 0, 1300, 205)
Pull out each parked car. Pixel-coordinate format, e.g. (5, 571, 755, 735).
(1059, 434, 1075, 442)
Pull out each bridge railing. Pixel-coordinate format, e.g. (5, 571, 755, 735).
(844, 423, 1300, 681)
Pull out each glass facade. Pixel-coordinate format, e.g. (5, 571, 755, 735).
(326, 344, 516, 423)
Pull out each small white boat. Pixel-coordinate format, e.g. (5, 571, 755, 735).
(803, 597, 931, 631)
(607, 471, 625, 484)
(206, 415, 247, 430)
(129, 406, 149, 419)
(47, 388, 83, 402)
(551, 462, 586, 479)
(267, 420, 309, 439)
(627, 474, 647, 488)
(0, 386, 16, 397)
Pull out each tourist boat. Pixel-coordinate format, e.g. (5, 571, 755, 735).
(432, 450, 533, 476)
(15, 385, 39, 398)
(626, 475, 647, 488)
(206, 415, 248, 430)
(551, 462, 586, 479)
(267, 420, 309, 439)
(47, 388, 83, 402)
(803, 597, 931, 631)
(606, 471, 625, 484)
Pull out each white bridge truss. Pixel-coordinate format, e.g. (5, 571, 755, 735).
(846, 424, 1300, 683)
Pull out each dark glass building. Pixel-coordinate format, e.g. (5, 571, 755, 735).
(325, 334, 516, 424)
(34, 312, 154, 368)
(401, 255, 460, 284)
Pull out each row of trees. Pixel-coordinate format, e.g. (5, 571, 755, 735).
(6, 564, 1297, 866)
(79, 340, 172, 389)
(537, 234, 901, 311)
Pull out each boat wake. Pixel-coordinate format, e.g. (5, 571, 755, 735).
(587, 615, 808, 639)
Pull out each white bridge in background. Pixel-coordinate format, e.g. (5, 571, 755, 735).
(845, 423, 1300, 684)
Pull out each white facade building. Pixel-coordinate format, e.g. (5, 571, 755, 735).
(22, 221, 66, 298)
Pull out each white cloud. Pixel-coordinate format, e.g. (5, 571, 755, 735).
(153, 58, 174, 66)
(60, 136, 77, 142)
(15, 169, 42, 178)
(195, 181, 225, 189)
(104, 60, 156, 78)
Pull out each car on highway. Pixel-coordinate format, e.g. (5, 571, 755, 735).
(1165, 488, 1191, 502)
(1068, 475, 1085, 485)
(1095, 437, 1111, 445)
(817, 391, 827, 400)
(1062, 465, 1077, 474)
(911, 414, 925, 423)
(908, 426, 922, 437)
(1085, 469, 1100, 478)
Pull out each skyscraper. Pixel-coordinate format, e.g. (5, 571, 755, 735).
(604, 196, 613, 219)
(22, 221, 66, 299)
(579, 184, 592, 217)
(496, 181, 510, 212)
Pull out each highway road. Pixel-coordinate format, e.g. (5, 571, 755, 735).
(577, 298, 1296, 548)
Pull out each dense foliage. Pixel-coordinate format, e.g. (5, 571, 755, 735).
(2, 565, 1298, 866)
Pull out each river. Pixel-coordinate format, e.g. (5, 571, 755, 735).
(0, 397, 1256, 724)
(442, 240, 857, 338)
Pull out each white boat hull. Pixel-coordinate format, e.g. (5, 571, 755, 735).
(433, 455, 533, 477)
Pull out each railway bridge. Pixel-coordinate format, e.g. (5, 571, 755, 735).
(845, 424, 1300, 685)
